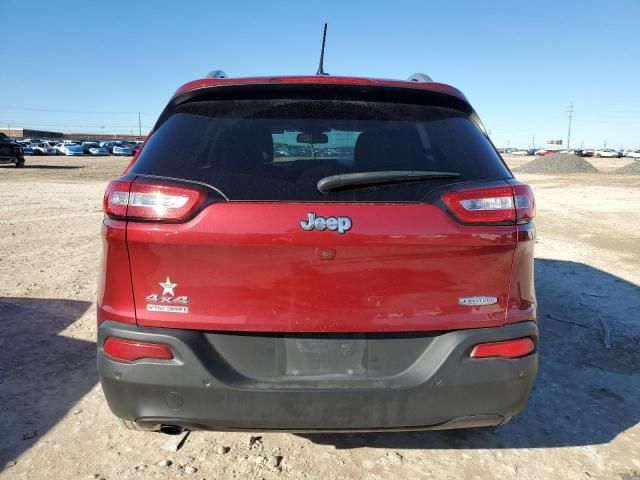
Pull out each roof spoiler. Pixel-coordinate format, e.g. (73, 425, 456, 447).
(204, 71, 433, 83)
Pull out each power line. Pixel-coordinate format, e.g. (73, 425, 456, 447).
(0, 105, 156, 115)
(0, 120, 153, 128)
(576, 118, 640, 125)
(577, 109, 640, 113)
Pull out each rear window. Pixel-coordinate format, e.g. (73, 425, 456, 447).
(131, 98, 511, 202)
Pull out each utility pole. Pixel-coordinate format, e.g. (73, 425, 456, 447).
(138, 112, 142, 137)
(532, 134, 536, 150)
(566, 102, 574, 151)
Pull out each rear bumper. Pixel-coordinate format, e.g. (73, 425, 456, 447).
(97, 320, 538, 432)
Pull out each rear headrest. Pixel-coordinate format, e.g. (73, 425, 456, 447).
(354, 128, 424, 171)
(212, 122, 273, 171)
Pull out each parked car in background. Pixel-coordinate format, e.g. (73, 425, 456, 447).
(112, 145, 132, 156)
(100, 141, 122, 153)
(131, 143, 143, 156)
(579, 149, 594, 157)
(82, 141, 100, 153)
(620, 149, 638, 158)
(89, 146, 110, 156)
(20, 144, 34, 155)
(54, 143, 84, 156)
(594, 149, 620, 158)
(535, 149, 559, 156)
(30, 142, 57, 155)
(627, 150, 640, 159)
(510, 150, 529, 156)
(0, 132, 26, 167)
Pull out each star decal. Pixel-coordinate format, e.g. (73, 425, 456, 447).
(159, 277, 177, 296)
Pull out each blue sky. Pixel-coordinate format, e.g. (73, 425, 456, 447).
(1, 0, 639, 148)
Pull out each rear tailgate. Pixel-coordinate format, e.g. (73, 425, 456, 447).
(127, 201, 516, 332)
(124, 86, 517, 333)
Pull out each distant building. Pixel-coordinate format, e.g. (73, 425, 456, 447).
(65, 132, 146, 141)
(0, 127, 63, 139)
(0, 127, 145, 141)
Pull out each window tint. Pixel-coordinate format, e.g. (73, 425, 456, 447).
(131, 99, 511, 202)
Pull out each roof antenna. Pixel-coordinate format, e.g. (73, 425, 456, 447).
(316, 23, 329, 76)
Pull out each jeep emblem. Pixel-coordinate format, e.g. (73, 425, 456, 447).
(300, 212, 352, 234)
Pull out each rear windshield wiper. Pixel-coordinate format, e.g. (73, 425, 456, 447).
(317, 170, 460, 193)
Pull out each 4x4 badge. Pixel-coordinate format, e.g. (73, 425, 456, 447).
(300, 212, 352, 234)
(146, 277, 190, 313)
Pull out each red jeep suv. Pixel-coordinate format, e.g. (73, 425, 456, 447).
(97, 73, 537, 433)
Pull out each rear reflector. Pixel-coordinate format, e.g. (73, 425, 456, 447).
(441, 184, 535, 225)
(103, 337, 174, 361)
(470, 337, 535, 359)
(103, 178, 206, 221)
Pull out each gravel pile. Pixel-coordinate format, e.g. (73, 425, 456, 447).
(612, 160, 640, 175)
(516, 153, 600, 174)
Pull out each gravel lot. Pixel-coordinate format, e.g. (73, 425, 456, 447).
(1, 155, 639, 479)
(515, 153, 600, 174)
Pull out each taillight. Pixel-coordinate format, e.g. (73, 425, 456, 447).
(104, 337, 174, 361)
(441, 186, 515, 224)
(441, 184, 535, 225)
(512, 184, 536, 224)
(470, 337, 535, 359)
(103, 178, 207, 222)
(103, 180, 131, 218)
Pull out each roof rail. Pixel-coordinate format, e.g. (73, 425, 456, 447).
(407, 73, 433, 82)
(205, 70, 229, 79)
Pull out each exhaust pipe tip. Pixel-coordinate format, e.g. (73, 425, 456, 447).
(159, 424, 185, 435)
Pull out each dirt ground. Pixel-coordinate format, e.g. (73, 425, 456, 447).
(1, 154, 639, 480)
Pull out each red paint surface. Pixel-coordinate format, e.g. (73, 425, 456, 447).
(97, 219, 136, 325)
(99, 75, 537, 333)
(124, 202, 520, 332)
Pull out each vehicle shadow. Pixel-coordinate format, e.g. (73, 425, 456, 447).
(301, 258, 640, 449)
(0, 165, 82, 170)
(0, 297, 96, 467)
